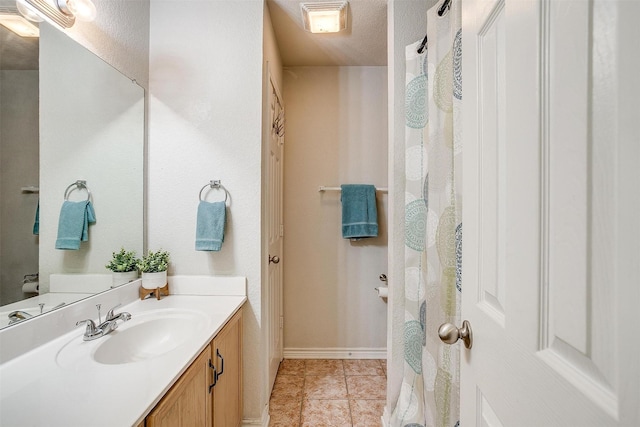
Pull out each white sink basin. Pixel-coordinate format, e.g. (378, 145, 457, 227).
(56, 308, 208, 368)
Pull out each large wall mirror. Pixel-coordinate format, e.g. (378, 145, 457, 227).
(0, 21, 144, 329)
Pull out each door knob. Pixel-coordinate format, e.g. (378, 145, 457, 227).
(438, 320, 473, 349)
(269, 255, 280, 264)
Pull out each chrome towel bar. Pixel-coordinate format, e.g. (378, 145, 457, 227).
(318, 186, 388, 192)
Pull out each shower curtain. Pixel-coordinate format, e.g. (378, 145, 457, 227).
(390, 0, 462, 426)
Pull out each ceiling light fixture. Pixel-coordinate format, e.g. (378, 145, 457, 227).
(15, 0, 96, 29)
(0, 5, 39, 37)
(300, 1, 348, 34)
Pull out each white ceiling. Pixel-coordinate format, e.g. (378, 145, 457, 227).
(2, 0, 387, 70)
(267, 0, 387, 67)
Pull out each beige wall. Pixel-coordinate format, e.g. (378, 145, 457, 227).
(282, 66, 388, 354)
(0, 71, 39, 305)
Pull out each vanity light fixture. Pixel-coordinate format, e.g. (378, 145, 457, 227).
(0, 6, 39, 37)
(16, 0, 96, 29)
(300, 1, 348, 34)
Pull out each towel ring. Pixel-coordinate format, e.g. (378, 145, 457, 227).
(199, 180, 228, 203)
(64, 180, 91, 201)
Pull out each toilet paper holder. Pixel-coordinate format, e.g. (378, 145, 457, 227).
(375, 273, 388, 299)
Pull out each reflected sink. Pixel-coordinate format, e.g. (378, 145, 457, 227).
(56, 309, 208, 368)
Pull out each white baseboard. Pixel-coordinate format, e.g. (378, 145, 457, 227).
(283, 347, 387, 359)
(381, 406, 390, 426)
(242, 403, 269, 427)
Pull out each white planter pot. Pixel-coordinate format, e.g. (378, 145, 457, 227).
(111, 271, 138, 288)
(141, 271, 167, 289)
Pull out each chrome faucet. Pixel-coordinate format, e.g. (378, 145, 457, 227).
(7, 310, 33, 325)
(100, 303, 131, 335)
(76, 319, 103, 340)
(7, 302, 67, 325)
(76, 303, 131, 341)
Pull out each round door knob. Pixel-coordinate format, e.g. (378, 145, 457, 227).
(269, 255, 280, 264)
(438, 320, 473, 349)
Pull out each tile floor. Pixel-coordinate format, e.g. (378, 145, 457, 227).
(269, 359, 387, 427)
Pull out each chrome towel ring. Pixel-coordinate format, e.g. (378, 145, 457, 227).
(64, 180, 91, 201)
(199, 180, 229, 204)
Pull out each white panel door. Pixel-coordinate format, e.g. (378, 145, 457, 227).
(267, 74, 284, 394)
(460, 0, 640, 425)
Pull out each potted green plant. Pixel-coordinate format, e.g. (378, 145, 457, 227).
(138, 249, 170, 289)
(105, 248, 140, 287)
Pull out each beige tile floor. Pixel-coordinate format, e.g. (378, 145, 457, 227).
(269, 359, 387, 427)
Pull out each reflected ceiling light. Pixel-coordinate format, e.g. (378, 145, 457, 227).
(0, 5, 39, 37)
(300, 1, 347, 34)
(15, 0, 96, 29)
(15, 0, 43, 22)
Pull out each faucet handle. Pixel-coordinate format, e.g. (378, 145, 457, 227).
(76, 319, 102, 340)
(105, 303, 122, 321)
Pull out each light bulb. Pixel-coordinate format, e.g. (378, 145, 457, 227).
(16, 0, 44, 23)
(60, 0, 96, 22)
(65, 0, 96, 21)
(67, 0, 96, 22)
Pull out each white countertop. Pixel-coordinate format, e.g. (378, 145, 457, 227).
(0, 278, 246, 427)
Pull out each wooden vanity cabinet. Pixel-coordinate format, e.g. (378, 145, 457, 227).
(211, 309, 243, 427)
(145, 348, 212, 427)
(145, 308, 243, 427)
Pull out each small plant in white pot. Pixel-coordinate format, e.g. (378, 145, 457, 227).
(106, 248, 140, 287)
(138, 249, 170, 290)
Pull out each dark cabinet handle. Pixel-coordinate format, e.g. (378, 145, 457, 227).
(216, 349, 224, 381)
(208, 359, 217, 393)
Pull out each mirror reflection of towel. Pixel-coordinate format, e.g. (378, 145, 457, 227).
(55, 200, 96, 250)
(340, 184, 378, 239)
(33, 201, 39, 235)
(195, 201, 226, 251)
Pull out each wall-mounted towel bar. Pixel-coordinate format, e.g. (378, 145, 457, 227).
(64, 180, 91, 201)
(21, 186, 40, 193)
(199, 180, 229, 203)
(318, 186, 388, 193)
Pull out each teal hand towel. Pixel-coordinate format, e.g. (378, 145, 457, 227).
(55, 200, 96, 250)
(196, 200, 226, 251)
(341, 184, 378, 239)
(33, 201, 39, 235)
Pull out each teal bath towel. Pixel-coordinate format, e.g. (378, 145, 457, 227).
(196, 200, 226, 251)
(55, 200, 96, 250)
(341, 184, 378, 239)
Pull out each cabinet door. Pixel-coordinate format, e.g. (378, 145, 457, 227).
(212, 309, 243, 427)
(146, 347, 212, 427)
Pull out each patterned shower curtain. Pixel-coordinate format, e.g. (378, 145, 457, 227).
(390, 0, 462, 426)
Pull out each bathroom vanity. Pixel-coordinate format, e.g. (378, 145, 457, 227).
(145, 307, 242, 427)
(0, 277, 246, 426)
